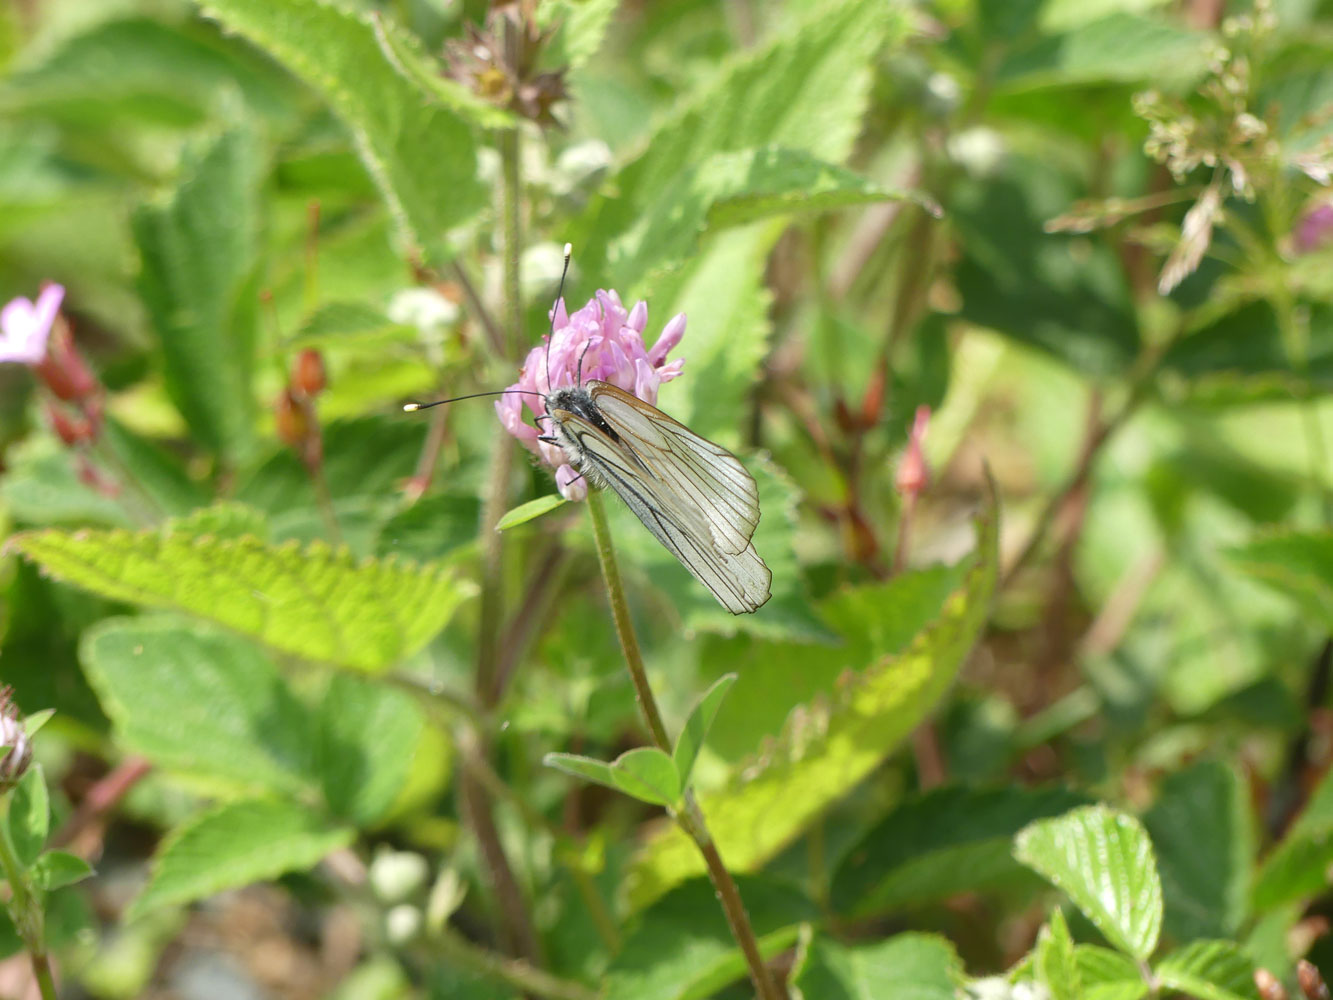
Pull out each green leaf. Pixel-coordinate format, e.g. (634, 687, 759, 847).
(1229, 530, 1333, 631)
(605, 876, 814, 1000)
(375, 493, 481, 562)
(1143, 761, 1253, 940)
(6, 765, 49, 866)
(1014, 805, 1163, 960)
(575, 0, 910, 282)
(199, 0, 485, 263)
(0, 438, 131, 528)
(998, 14, 1208, 89)
(103, 419, 210, 517)
(133, 124, 261, 460)
(130, 799, 353, 919)
(1075, 946, 1149, 1000)
(289, 301, 418, 351)
(611, 748, 680, 808)
(544, 752, 618, 791)
(496, 495, 568, 531)
(315, 673, 423, 825)
(951, 157, 1139, 376)
(625, 479, 998, 909)
(30, 850, 94, 891)
(167, 501, 270, 542)
(607, 147, 924, 291)
(539, 0, 620, 70)
(789, 931, 961, 1000)
(81, 617, 313, 796)
(21, 709, 55, 737)
(12, 514, 475, 672)
(672, 674, 737, 788)
(1251, 765, 1333, 911)
(1035, 909, 1081, 1000)
(1154, 940, 1261, 1000)
(831, 785, 1090, 917)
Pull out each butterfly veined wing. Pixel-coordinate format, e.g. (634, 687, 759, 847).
(551, 381, 772, 614)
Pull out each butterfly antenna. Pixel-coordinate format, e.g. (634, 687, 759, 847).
(545, 243, 573, 394)
(403, 389, 546, 412)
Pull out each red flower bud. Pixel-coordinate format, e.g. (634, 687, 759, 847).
(895, 405, 931, 498)
(1299, 960, 1329, 1000)
(47, 403, 93, 446)
(275, 388, 310, 447)
(35, 324, 97, 402)
(292, 349, 327, 398)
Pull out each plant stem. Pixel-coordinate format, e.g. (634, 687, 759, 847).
(500, 123, 523, 360)
(0, 799, 57, 1000)
(585, 491, 670, 749)
(584, 490, 783, 1000)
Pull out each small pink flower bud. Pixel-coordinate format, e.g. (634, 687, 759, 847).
(1299, 960, 1329, 1000)
(895, 405, 932, 497)
(292, 349, 327, 398)
(1255, 967, 1287, 1000)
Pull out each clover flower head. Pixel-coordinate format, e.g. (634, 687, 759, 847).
(0, 687, 32, 792)
(496, 289, 686, 500)
(0, 284, 64, 366)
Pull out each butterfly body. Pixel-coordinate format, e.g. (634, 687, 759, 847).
(540, 380, 772, 615)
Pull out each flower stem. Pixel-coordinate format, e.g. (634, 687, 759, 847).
(584, 490, 783, 1000)
(585, 491, 669, 749)
(0, 798, 57, 1000)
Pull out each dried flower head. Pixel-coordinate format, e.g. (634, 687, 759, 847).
(0, 284, 64, 366)
(444, 6, 568, 127)
(0, 687, 33, 792)
(496, 290, 686, 500)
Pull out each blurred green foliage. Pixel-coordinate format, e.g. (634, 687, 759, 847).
(2, 0, 1333, 996)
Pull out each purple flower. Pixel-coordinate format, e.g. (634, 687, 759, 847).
(0, 284, 64, 365)
(1295, 202, 1333, 254)
(496, 289, 686, 500)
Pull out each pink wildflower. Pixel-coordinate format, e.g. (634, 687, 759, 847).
(0, 284, 64, 366)
(1295, 202, 1333, 254)
(496, 290, 686, 500)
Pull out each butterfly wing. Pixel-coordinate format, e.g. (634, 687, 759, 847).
(552, 381, 772, 614)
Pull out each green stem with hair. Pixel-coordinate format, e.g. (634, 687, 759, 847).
(585, 490, 783, 1000)
(0, 796, 58, 1000)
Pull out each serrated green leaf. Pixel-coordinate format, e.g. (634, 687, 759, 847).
(605, 876, 814, 1000)
(1015, 805, 1163, 960)
(625, 479, 998, 909)
(607, 147, 922, 291)
(199, 0, 485, 263)
(6, 765, 48, 866)
(611, 748, 680, 807)
(575, 0, 909, 283)
(1144, 761, 1253, 940)
(315, 673, 423, 825)
(166, 502, 270, 542)
(1229, 530, 1333, 631)
(133, 124, 261, 460)
(12, 514, 474, 672)
(539, 0, 620, 70)
(81, 617, 313, 795)
(1036, 909, 1081, 1000)
(1155, 940, 1261, 1000)
(544, 752, 618, 791)
(831, 785, 1090, 917)
(673, 674, 736, 788)
(130, 799, 353, 919)
(1075, 946, 1149, 1000)
(496, 494, 567, 531)
(30, 850, 94, 891)
(789, 932, 961, 1000)
(289, 301, 418, 351)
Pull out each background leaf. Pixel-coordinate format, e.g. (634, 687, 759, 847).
(789, 932, 961, 1000)
(130, 798, 353, 919)
(1154, 940, 1261, 1000)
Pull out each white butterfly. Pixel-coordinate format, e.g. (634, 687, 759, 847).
(540, 380, 772, 614)
(407, 245, 771, 614)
